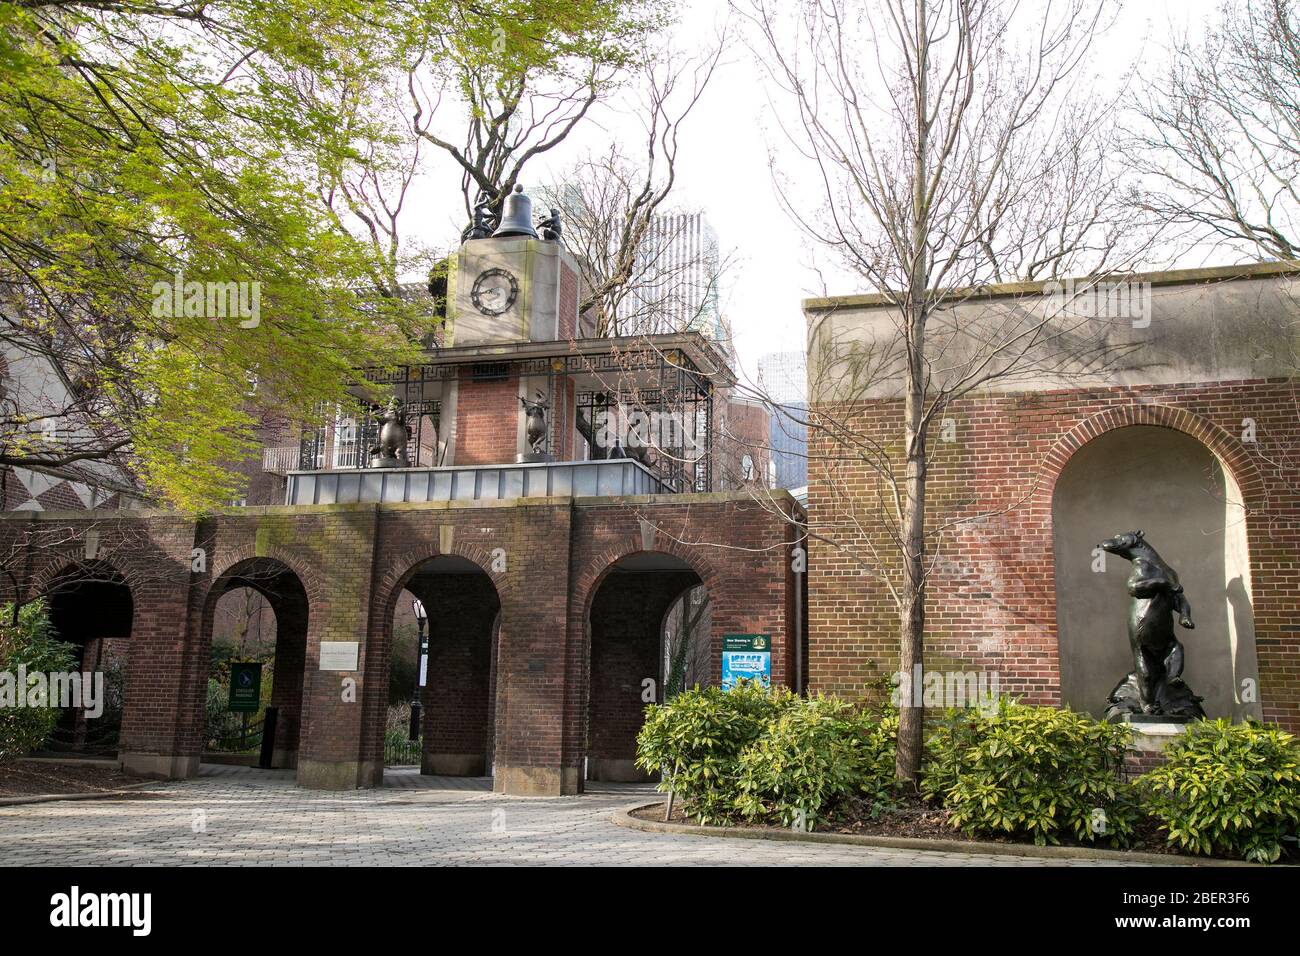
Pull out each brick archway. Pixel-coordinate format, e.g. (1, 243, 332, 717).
(206, 549, 325, 611)
(365, 546, 506, 780)
(575, 538, 720, 624)
(31, 558, 134, 758)
(577, 544, 712, 783)
(373, 542, 508, 626)
(27, 554, 137, 605)
(1037, 403, 1266, 510)
(188, 556, 313, 769)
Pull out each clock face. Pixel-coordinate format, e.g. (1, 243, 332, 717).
(470, 268, 519, 316)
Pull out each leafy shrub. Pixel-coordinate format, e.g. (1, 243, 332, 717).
(0, 601, 76, 762)
(636, 680, 793, 824)
(922, 701, 1137, 847)
(1139, 719, 1300, 863)
(637, 682, 897, 827)
(734, 694, 895, 830)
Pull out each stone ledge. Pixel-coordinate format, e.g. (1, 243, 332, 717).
(804, 259, 1300, 311)
(611, 802, 1259, 866)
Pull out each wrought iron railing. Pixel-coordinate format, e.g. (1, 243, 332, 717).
(39, 718, 121, 757)
(384, 736, 422, 766)
(205, 713, 265, 754)
(299, 400, 442, 472)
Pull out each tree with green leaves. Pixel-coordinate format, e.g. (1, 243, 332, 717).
(0, 1, 666, 510)
(0, 599, 75, 761)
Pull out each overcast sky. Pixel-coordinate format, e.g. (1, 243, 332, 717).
(402, 0, 1225, 384)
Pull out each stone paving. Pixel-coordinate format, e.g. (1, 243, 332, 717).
(0, 765, 1147, 866)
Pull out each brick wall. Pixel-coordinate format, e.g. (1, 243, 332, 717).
(0, 490, 802, 792)
(453, 367, 520, 465)
(807, 381, 1300, 731)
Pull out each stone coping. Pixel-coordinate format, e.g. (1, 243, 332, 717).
(0, 488, 803, 520)
(804, 260, 1300, 311)
(612, 801, 1260, 866)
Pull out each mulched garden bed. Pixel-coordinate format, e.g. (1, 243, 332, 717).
(0, 759, 150, 797)
(632, 790, 1187, 857)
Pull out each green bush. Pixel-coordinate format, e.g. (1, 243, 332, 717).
(636, 680, 792, 824)
(636, 682, 896, 828)
(922, 701, 1138, 847)
(734, 694, 895, 830)
(1139, 719, 1300, 863)
(0, 601, 76, 762)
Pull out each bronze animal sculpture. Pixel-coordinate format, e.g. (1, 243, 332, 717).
(369, 398, 411, 468)
(537, 207, 563, 242)
(520, 391, 549, 457)
(462, 194, 497, 241)
(1098, 530, 1205, 721)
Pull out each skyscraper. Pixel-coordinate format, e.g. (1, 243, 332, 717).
(757, 350, 808, 489)
(619, 211, 722, 339)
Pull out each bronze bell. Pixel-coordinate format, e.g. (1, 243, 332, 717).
(492, 184, 539, 239)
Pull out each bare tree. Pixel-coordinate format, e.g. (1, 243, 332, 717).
(1129, 0, 1300, 261)
(663, 585, 710, 696)
(741, 0, 1150, 783)
(406, 10, 618, 231)
(212, 587, 275, 658)
(539, 39, 728, 337)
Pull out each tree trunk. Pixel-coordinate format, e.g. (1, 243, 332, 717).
(895, 0, 929, 787)
(895, 405, 927, 784)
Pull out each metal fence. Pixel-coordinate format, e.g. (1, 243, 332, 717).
(39, 718, 121, 757)
(384, 736, 422, 766)
(205, 713, 265, 754)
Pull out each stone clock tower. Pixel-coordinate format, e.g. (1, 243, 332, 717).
(444, 187, 582, 347)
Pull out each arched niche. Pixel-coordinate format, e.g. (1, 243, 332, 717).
(1052, 425, 1260, 721)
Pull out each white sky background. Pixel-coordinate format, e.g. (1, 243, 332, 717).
(398, 0, 1225, 385)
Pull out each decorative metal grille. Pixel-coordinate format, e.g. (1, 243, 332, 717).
(300, 400, 442, 471)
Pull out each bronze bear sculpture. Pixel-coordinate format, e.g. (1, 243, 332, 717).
(1098, 530, 1205, 721)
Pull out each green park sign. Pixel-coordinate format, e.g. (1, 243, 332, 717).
(228, 662, 262, 714)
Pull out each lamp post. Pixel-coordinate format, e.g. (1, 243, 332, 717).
(410, 598, 428, 742)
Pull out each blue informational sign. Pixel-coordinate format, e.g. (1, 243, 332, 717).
(721, 634, 771, 691)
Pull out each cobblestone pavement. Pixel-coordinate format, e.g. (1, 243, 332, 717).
(0, 765, 1146, 866)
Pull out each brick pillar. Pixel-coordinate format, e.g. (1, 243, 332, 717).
(492, 501, 574, 795)
(295, 507, 383, 790)
(118, 516, 203, 780)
